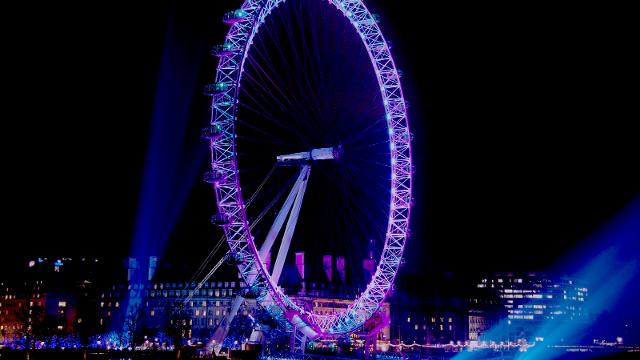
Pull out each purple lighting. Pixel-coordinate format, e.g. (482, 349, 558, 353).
(207, 0, 412, 336)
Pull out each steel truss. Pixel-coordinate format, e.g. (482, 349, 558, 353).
(207, 0, 412, 337)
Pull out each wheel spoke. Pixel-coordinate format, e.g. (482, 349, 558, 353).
(207, 0, 412, 338)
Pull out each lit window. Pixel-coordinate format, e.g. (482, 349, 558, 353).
(150, 310, 155, 317)
(407, 317, 411, 323)
(115, 302, 119, 308)
(58, 301, 67, 308)
(414, 324, 418, 330)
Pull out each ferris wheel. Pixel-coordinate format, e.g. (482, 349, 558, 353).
(204, 0, 412, 342)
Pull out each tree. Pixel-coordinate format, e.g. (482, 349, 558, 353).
(123, 303, 142, 348)
(16, 299, 60, 350)
(165, 302, 192, 359)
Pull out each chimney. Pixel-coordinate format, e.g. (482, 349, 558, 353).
(363, 259, 375, 278)
(295, 252, 305, 280)
(336, 256, 346, 284)
(295, 252, 305, 294)
(127, 257, 138, 282)
(363, 238, 375, 280)
(148, 256, 158, 281)
(323, 255, 332, 282)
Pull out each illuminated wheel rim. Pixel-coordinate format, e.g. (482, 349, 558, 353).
(208, 0, 412, 336)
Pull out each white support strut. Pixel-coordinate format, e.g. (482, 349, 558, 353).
(211, 165, 311, 354)
(210, 295, 245, 354)
(271, 165, 310, 284)
(258, 168, 309, 262)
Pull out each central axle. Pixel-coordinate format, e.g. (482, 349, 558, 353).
(276, 146, 342, 166)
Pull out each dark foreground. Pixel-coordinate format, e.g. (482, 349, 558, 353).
(1, 349, 639, 360)
(0, 349, 188, 360)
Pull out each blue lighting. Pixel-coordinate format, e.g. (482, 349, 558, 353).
(128, 13, 207, 285)
(125, 11, 207, 334)
(454, 196, 640, 359)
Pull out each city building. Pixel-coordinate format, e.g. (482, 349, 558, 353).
(0, 282, 22, 339)
(1, 257, 597, 352)
(387, 273, 486, 346)
(389, 293, 467, 345)
(1, 254, 390, 351)
(1, 256, 109, 343)
(97, 280, 254, 342)
(473, 273, 589, 341)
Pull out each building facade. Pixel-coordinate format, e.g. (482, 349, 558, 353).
(1, 259, 593, 350)
(473, 273, 589, 341)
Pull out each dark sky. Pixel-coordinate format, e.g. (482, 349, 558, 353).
(1, 2, 637, 276)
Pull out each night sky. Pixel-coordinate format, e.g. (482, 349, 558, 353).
(1, 2, 637, 277)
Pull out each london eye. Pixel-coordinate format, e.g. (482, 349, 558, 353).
(204, 0, 412, 346)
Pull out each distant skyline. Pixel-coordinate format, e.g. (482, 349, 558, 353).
(1, 2, 638, 276)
